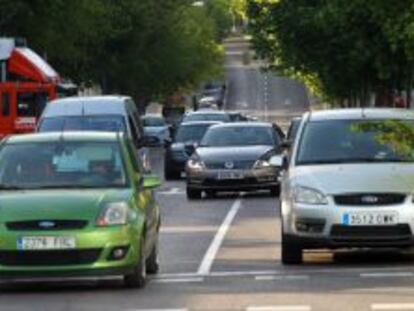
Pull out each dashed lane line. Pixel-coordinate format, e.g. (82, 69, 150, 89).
(151, 277, 204, 284)
(255, 275, 309, 281)
(361, 272, 414, 278)
(372, 303, 414, 310)
(197, 199, 242, 276)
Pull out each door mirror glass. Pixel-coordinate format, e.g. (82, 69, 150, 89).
(143, 174, 162, 189)
(269, 155, 284, 167)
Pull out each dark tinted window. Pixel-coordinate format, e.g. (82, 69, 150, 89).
(175, 124, 213, 143)
(202, 126, 277, 147)
(17, 93, 47, 117)
(183, 113, 230, 122)
(142, 116, 166, 127)
(38, 116, 126, 132)
(1, 93, 10, 116)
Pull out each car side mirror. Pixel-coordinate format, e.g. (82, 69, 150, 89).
(184, 142, 197, 155)
(143, 174, 162, 190)
(269, 155, 284, 167)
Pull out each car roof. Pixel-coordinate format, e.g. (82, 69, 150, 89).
(209, 122, 272, 128)
(306, 108, 414, 121)
(6, 131, 122, 144)
(43, 96, 131, 117)
(180, 121, 222, 126)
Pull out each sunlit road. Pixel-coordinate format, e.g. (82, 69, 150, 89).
(1, 37, 414, 311)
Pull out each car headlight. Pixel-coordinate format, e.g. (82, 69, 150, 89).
(253, 159, 271, 169)
(294, 186, 328, 205)
(96, 202, 129, 226)
(187, 158, 206, 171)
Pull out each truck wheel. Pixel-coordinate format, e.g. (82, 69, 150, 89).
(187, 187, 202, 200)
(281, 234, 303, 265)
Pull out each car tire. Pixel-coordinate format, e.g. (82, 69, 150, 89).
(270, 185, 281, 197)
(124, 243, 147, 288)
(281, 234, 303, 265)
(146, 240, 159, 274)
(187, 187, 202, 200)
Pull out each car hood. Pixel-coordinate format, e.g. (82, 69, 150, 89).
(196, 146, 274, 162)
(291, 164, 414, 195)
(0, 189, 133, 222)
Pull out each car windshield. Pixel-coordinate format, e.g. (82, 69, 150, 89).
(142, 117, 165, 127)
(287, 118, 301, 142)
(0, 141, 128, 189)
(201, 126, 276, 147)
(183, 113, 230, 122)
(297, 119, 414, 165)
(38, 116, 126, 133)
(175, 124, 213, 143)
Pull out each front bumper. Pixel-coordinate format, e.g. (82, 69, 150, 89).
(282, 197, 414, 249)
(0, 225, 141, 278)
(187, 167, 280, 191)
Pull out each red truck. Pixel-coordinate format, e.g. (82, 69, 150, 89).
(0, 38, 61, 138)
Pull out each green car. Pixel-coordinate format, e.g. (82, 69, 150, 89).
(0, 132, 161, 288)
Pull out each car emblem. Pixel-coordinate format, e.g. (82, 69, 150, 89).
(38, 221, 56, 228)
(361, 195, 379, 204)
(224, 161, 234, 169)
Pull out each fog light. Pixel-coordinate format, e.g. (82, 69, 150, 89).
(295, 218, 325, 233)
(108, 246, 129, 261)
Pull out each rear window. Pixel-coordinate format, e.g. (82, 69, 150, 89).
(183, 113, 230, 123)
(38, 116, 126, 133)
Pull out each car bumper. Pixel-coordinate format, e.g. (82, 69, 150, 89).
(282, 198, 414, 249)
(187, 168, 280, 191)
(0, 225, 141, 277)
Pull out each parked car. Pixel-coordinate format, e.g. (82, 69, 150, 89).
(0, 131, 162, 287)
(182, 111, 231, 123)
(186, 122, 284, 199)
(141, 114, 171, 146)
(37, 96, 152, 171)
(164, 121, 221, 180)
(281, 108, 414, 264)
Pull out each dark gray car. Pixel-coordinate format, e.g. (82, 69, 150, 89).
(186, 122, 284, 199)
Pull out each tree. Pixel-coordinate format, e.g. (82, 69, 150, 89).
(247, 0, 414, 107)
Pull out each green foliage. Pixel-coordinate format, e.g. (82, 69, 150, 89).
(247, 0, 414, 106)
(0, 0, 225, 106)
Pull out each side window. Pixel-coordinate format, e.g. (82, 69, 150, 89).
(126, 140, 143, 173)
(128, 116, 140, 147)
(1, 93, 10, 116)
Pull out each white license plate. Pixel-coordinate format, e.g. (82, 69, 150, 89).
(217, 171, 244, 180)
(17, 236, 76, 250)
(342, 212, 398, 226)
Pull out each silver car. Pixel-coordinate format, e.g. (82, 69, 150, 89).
(281, 108, 414, 264)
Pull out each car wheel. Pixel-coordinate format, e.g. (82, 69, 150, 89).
(146, 239, 159, 274)
(164, 167, 180, 180)
(124, 243, 147, 288)
(270, 185, 281, 197)
(186, 187, 202, 200)
(281, 233, 303, 265)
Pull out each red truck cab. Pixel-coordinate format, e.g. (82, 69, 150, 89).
(0, 38, 60, 138)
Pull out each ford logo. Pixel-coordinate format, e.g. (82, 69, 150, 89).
(224, 161, 234, 169)
(361, 195, 379, 204)
(38, 221, 56, 228)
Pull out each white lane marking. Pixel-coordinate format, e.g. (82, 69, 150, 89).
(152, 277, 203, 284)
(247, 306, 311, 311)
(197, 199, 242, 275)
(361, 272, 414, 278)
(210, 270, 278, 277)
(160, 226, 217, 234)
(157, 188, 185, 195)
(372, 303, 414, 310)
(255, 275, 309, 281)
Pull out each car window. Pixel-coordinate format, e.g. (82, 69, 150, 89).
(0, 141, 128, 188)
(142, 117, 166, 127)
(183, 113, 230, 122)
(38, 116, 126, 132)
(201, 126, 276, 147)
(175, 124, 213, 143)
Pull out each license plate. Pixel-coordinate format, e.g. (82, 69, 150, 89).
(342, 212, 398, 226)
(17, 236, 76, 250)
(217, 171, 244, 180)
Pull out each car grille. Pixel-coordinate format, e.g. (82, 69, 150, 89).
(205, 160, 255, 170)
(0, 249, 102, 266)
(334, 193, 406, 206)
(6, 220, 88, 231)
(330, 224, 412, 245)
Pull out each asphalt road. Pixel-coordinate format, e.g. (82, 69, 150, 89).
(2, 37, 414, 311)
